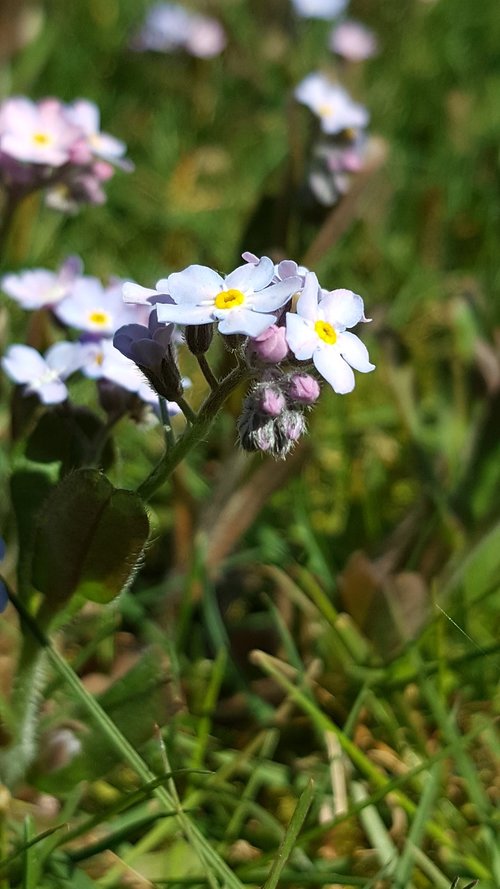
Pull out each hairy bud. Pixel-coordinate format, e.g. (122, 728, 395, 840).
(185, 322, 214, 356)
(287, 373, 321, 405)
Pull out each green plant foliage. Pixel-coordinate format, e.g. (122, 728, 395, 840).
(31, 468, 149, 606)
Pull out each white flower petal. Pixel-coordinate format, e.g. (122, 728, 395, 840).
(168, 265, 223, 305)
(217, 309, 275, 337)
(313, 347, 355, 393)
(320, 288, 365, 329)
(296, 272, 320, 321)
(45, 342, 83, 378)
(336, 331, 375, 373)
(1, 345, 47, 383)
(250, 276, 302, 312)
(285, 313, 318, 360)
(123, 282, 158, 304)
(37, 380, 68, 404)
(156, 302, 214, 326)
(224, 256, 274, 292)
(154, 278, 170, 294)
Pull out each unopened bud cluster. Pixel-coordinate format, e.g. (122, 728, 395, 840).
(237, 372, 320, 458)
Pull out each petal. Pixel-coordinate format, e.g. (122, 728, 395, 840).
(217, 309, 275, 337)
(156, 302, 214, 326)
(296, 272, 320, 321)
(250, 276, 302, 312)
(167, 265, 223, 305)
(154, 278, 171, 294)
(123, 282, 158, 305)
(320, 288, 365, 329)
(113, 324, 148, 358)
(313, 347, 355, 394)
(276, 259, 298, 280)
(37, 380, 68, 404)
(1, 345, 47, 383)
(241, 251, 259, 263)
(224, 256, 275, 292)
(45, 342, 83, 377)
(130, 339, 164, 368)
(336, 331, 375, 373)
(285, 313, 318, 360)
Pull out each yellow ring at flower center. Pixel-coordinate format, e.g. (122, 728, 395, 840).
(214, 289, 245, 310)
(318, 103, 334, 118)
(89, 310, 111, 327)
(32, 132, 51, 145)
(315, 319, 337, 345)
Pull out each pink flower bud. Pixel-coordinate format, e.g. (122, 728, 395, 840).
(249, 325, 289, 364)
(288, 373, 321, 404)
(259, 386, 286, 417)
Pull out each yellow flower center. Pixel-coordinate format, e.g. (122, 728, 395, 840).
(315, 319, 337, 345)
(88, 310, 111, 327)
(214, 289, 245, 310)
(318, 102, 334, 118)
(32, 132, 51, 145)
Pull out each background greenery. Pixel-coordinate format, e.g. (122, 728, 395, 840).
(0, 0, 499, 886)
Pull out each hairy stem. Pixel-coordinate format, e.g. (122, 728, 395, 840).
(137, 362, 251, 501)
(0, 635, 46, 788)
(196, 354, 218, 391)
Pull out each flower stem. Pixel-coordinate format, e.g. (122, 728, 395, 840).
(175, 396, 197, 425)
(196, 354, 218, 390)
(0, 634, 46, 788)
(137, 362, 251, 501)
(0, 190, 20, 259)
(159, 397, 175, 449)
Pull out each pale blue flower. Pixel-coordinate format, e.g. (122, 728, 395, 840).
(1, 256, 82, 310)
(55, 277, 144, 335)
(1, 342, 83, 404)
(140, 257, 302, 338)
(295, 73, 369, 135)
(291, 0, 347, 20)
(285, 272, 374, 394)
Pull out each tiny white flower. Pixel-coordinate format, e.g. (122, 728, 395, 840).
(1, 342, 83, 403)
(291, 0, 348, 19)
(66, 100, 130, 167)
(285, 272, 375, 394)
(295, 73, 369, 135)
(0, 97, 81, 167)
(79, 338, 185, 414)
(55, 277, 144, 335)
(126, 257, 302, 338)
(1, 256, 83, 310)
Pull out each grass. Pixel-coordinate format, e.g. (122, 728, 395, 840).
(0, 0, 499, 886)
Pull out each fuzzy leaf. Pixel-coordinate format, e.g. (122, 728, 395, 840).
(31, 468, 149, 605)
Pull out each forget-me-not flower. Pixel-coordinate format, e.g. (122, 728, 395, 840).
(1, 342, 83, 404)
(285, 272, 374, 393)
(1, 256, 83, 310)
(124, 257, 302, 338)
(295, 73, 369, 135)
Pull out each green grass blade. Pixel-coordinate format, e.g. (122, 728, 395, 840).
(262, 779, 315, 889)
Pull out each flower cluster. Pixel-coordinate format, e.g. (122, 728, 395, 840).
(1, 252, 375, 458)
(293, 0, 377, 209)
(294, 71, 371, 207)
(121, 255, 375, 457)
(0, 97, 132, 212)
(1, 259, 185, 416)
(132, 3, 226, 59)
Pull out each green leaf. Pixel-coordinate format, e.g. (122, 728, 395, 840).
(31, 468, 149, 607)
(25, 405, 114, 474)
(10, 466, 55, 597)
